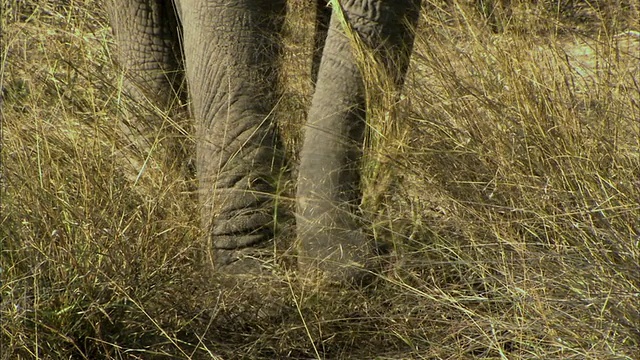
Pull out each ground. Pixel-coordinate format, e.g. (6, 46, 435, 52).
(1, 0, 639, 358)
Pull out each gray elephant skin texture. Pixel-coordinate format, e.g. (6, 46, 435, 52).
(108, 0, 421, 282)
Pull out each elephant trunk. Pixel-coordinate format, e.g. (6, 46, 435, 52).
(297, 0, 421, 282)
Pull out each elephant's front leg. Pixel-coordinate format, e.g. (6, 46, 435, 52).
(297, 0, 421, 282)
(180, 0, 286, 272)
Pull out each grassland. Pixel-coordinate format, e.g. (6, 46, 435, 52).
(1, 0, 639, 358)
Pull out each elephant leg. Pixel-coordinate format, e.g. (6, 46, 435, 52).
(179, 0, 287, 272)
(297, 0, 421, 283)
(108, 1, 185, 169)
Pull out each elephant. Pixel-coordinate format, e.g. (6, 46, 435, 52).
(107, 0, 421, 283)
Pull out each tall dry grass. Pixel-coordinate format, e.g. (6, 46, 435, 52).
(1, 0, 638, 358)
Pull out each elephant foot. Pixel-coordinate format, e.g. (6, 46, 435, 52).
(297, 226, 390, 287)
(213, 246, 277, 276)
(212, 216, 296, 276)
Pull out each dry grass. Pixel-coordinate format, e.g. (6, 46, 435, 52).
(2, 0, 639, 358)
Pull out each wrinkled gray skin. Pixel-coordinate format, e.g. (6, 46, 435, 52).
(108, 0, 421, 283)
